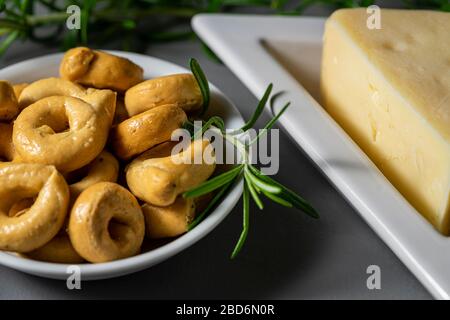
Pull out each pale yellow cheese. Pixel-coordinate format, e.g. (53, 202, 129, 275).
(321, 9, 450, 234)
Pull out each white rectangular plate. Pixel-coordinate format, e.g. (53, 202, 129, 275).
(193, 14, 450, 300)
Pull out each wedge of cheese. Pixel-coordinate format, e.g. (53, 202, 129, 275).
(321, 9, 450, 234)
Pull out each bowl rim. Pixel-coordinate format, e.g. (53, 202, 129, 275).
(0, 51, 245, 280)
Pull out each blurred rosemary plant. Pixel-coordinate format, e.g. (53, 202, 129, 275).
(0, 0, 448, 57)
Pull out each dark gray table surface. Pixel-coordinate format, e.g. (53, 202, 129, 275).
(0, 35, 431, 299)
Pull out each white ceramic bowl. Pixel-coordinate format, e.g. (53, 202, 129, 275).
(0, 51, 244, 280)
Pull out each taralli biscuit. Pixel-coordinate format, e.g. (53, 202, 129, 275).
(18, 78, 117, 125)
(142, 196, 195, 239)
(27, 153, 120, 263)
(25, 233, 84, 264)
(12, 83, 28, 99)
(110, 104, 187, 160)
(126, 139, 216, 206)
(0, 123, 15, 161)
(142, 192, 212, 239)
(68, 150, 119, 200)
(13, 90, 115, 172)
(60, 47, 143, 92)
(68, 182, 145, 263)
(21, 152, 118, 265)
(0, 81, 19, 121)
(18, 77, 85, 110)
(0, 163, 69, 252)
(124, 74, 202, 116)
(20, 152, 117, 264)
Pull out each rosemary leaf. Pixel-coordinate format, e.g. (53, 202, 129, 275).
(244, 172, 264, 210)
(193, 115, 225, 140)
(232, 83, 272, 134)
(231, 181, 250, 259)
(244, 166, 282, 194)
(261, 189, 293, 208)
(188, 175, 240, 230)
(249, 101, 290, 145)
(248, 165, 318, 218)
(183, 164, 243, 198)
(190, 58, 210, 116)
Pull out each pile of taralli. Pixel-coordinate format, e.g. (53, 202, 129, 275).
(0, 47, 216, 264)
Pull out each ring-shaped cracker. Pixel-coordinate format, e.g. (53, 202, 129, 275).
(60, 47, 143, 92)
(13, 94, 113, 172)
(0, 163, 69, 252)
(68, 182, 144, 263)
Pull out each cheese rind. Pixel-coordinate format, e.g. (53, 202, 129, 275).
(321, 9, 450, 234)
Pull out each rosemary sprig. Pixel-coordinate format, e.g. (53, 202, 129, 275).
(184, 59, 318, 259)
(190, 57, 210, 116)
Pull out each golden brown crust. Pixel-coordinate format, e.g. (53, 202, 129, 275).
(18, 77, 85, 110)
(68, 182, 145, 263)
(126, 139, 216, 206)
(124, 74, 202, 116)
(24, 233, 84, 264)
(110, 104, 187, 160)
(18, 78, 117, 126)
(60, 47, 143, 92)
(13, 90, 115, 172)
(0, 163, 69, 252)
(142, 196, 195, 239)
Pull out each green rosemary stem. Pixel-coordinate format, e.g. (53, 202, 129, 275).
(0, 19, 26, 30)
(25, 12, 69, 26)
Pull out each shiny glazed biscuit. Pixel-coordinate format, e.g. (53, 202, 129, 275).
(23, 152, 119, 264)
(110, 104, 187, 160)
(60, 47, 143, 92)
(68, 182, 145, 263)
(24, 233, 84, 264)
(0, 163, 69, 252)
(18, 78, 117, 125)
(126, 139, 216, 206)
(13, 90, 116, 172)
(18, 77, 85, 110)
(124, 74, 202, 116)
(142, 196, 195, 239)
